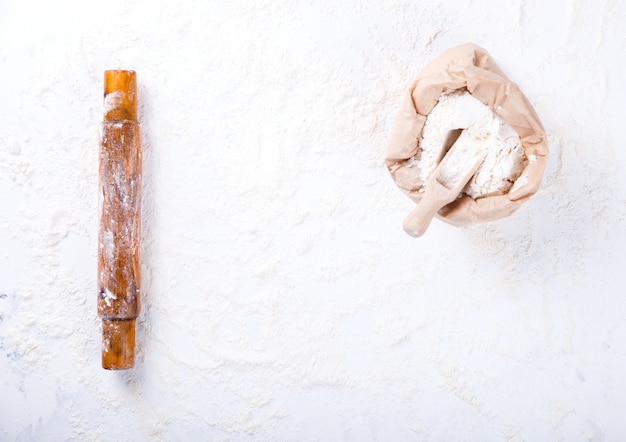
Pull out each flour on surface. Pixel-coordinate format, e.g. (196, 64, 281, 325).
(102, 289, 117, 307)
(1, 0, 625, 440)
(103, 92, 123, 115)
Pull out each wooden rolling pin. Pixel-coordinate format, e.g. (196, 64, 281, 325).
(98, 70, 141, 370)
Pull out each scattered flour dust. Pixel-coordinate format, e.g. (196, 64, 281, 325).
(103, 91, 123, 115)
(102, 288, 117, 307)
(409, 91, 528, 198)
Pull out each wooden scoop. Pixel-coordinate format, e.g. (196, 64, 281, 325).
(403, 131, 485, 238)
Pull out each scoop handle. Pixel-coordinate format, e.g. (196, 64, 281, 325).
(403, 181, 451, 237)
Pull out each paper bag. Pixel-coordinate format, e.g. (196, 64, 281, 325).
(386, 43, 548, 227)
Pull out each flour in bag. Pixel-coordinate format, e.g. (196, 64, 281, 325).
(413, 91, 527, 198)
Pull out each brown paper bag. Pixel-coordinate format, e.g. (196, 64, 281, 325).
(386, 43, 548, 227)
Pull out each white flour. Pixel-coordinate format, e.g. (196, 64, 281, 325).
(415, 91, 527, 198)
(1, 0, 625, 439)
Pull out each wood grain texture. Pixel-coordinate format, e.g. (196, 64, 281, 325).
(98, 70, 141, 370)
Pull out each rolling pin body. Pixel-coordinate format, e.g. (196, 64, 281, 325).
(98, 70, 141, 370)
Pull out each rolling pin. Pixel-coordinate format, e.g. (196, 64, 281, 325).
(98, 70, 141, 370)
